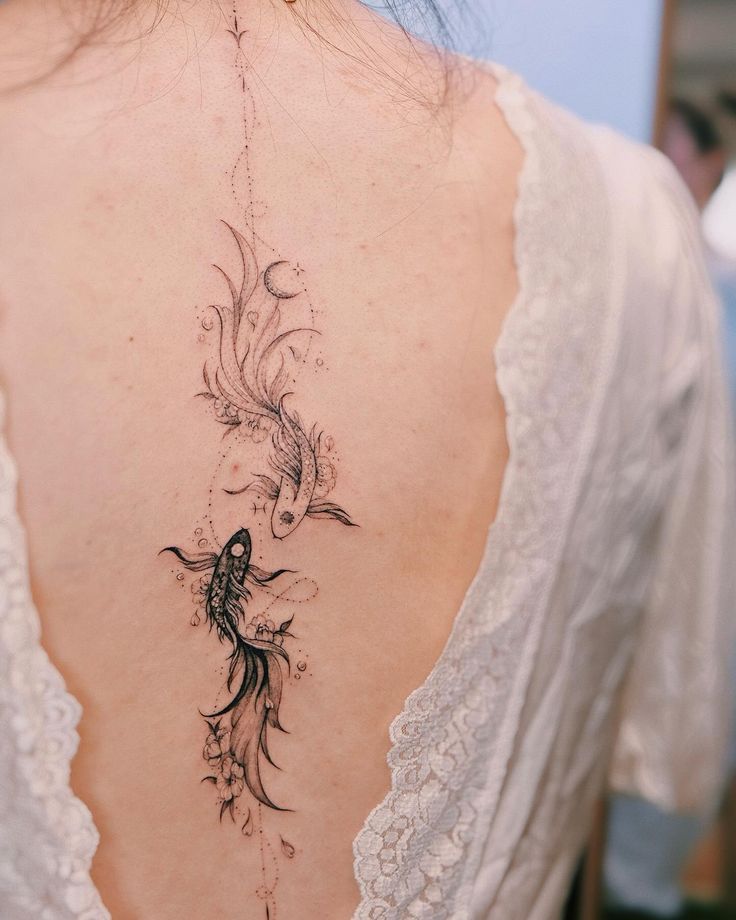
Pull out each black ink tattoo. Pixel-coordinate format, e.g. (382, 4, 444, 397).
(159, 4, 356, 915)
(199, 222, 356, 539)
(161, 529, 293, 810)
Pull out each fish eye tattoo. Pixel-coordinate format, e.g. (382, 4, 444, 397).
(159, 6, 357, 915)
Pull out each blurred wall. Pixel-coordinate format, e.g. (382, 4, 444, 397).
(462, 0, 665, 142)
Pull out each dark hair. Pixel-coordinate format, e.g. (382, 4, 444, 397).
(28, 0, 483, 103)
(368, 0, 477, 55)
(717, 89, 736, 120)
(670, 97, 724, 156)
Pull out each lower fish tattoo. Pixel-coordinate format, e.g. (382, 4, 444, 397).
(161, 529, 294, 812)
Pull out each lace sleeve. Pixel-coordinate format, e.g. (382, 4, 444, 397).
(0, 394, 109, 919)
(608, 151, 736, 815)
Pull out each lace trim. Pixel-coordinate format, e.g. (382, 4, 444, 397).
(351, 62, 613, 919)
(351, 61, 542, 920)
(0, 393, 110, 919)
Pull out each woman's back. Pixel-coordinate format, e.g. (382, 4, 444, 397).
(0, 3, 733, 920)
(0, 3, 520, 917)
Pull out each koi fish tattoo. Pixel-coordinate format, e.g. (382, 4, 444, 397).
(163, 529, 294, 811)
(200, 222, 355, 538)
(159, 5, 356, 915)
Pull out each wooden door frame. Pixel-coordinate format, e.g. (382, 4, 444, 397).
(653, 0, 678, 147)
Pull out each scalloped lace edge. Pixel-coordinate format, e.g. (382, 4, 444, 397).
(350, 59, 540, 917)
(0, 393, 111, 919)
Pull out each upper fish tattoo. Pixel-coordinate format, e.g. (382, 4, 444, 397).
(159, 6, 357, 916)
(199, 222, 355, 538)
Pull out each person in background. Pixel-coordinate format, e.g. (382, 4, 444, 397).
(664, 99, 726, 211)
(604, 97, 735, 920)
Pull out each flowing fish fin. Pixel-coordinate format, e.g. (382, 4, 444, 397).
(246, 565, 295, 585)
(205, 638, 288, 719)
(309, 425, 323, 454)
(270, 420, 301, 489)
(208, 639, 291, 811)
(225, 642, 244, 692)
(197, 362, 217, 401)
(227, 574, 253, 605)
(212, 263, 239, 309)
(223, 474, 279, 499)
(159, 546, 218, 571)
(306, 499, 357, 527)
(208, 235, 280, 423)
(212, 314, 267, 416)
(256, 327, 319, 402)
(221, 221, 259, 308)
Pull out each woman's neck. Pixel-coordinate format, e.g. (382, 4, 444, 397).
(0, 0, 454, 109)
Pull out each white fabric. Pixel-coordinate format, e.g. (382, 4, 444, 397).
(0, 401, 109, 920)
(0, 61, 733, 920)
(351, 63, 736, 919)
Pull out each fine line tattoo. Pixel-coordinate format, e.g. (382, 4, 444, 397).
(198, 221, 356, 539)
(160, 5, 356, 916)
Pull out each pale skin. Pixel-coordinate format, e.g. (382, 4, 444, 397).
(0, 1, 522, 917)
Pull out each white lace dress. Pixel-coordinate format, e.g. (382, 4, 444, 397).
(1, 62, 734, 920)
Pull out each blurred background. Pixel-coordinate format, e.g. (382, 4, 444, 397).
(457, 2, 736, 919)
